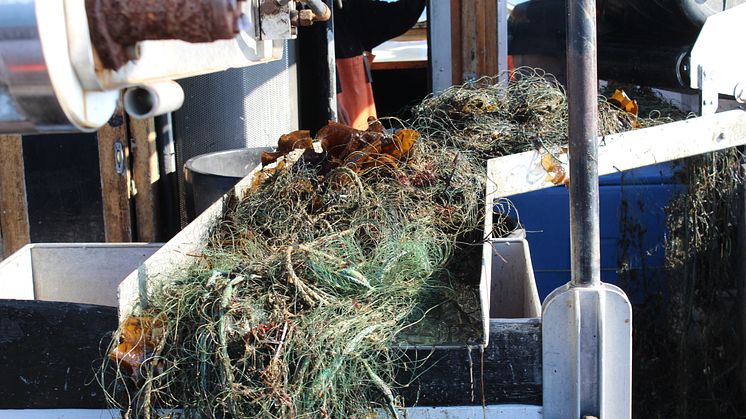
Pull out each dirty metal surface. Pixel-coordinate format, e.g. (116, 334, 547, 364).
(0, 300, 117, 408)
(0, 305, 541, 409)
(85, 0, 242, 69)
(398, 319, 542, 406)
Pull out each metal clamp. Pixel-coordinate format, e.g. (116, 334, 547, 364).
(699, 66, 719, 116)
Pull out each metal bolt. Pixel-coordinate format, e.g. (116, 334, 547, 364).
(114, 141, 125, 174)
(298, 8, 314, 26)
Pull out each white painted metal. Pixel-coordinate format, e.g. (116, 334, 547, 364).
(36, 0, 119, 131)
(428, 2, 453, 94)
(690, 4, 746, 114)
(64, 0, 105, 91)
(0, 243, 162, 307)
(123, 81, 185, 119)
(398, 404, 542, 419)
(697, 65, 719, 116)
(0, 247, 35, 300)
(487, 110, 746, 198)
(92, 36, 283, 90)
(496, 0, 509, 85)
(1, 0, 289, 133)
(542, 283, 632, 419)
(488, 238, 541, 319)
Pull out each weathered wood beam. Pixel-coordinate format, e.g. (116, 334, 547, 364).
(0, 135, 30, 257)
(129, 117, 161, 242)
(97, 109, 133, 242)
(451, 0, 500, 84)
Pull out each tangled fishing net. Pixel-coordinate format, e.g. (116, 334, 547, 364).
(100, 68, 673, 418)
(628, 147, 746, 418)
(411, 68, 675, 163)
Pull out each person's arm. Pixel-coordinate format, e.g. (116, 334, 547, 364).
(350, 0, 426, 52)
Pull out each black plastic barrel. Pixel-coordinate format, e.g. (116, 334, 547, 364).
(183, 147, 270, 221)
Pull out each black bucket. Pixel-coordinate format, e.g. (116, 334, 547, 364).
(184, 148, 270, 221)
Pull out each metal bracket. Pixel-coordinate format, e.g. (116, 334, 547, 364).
(699, 65, 718, 116)
(257, 0, 298, 40)
(690, 5, 746, 115)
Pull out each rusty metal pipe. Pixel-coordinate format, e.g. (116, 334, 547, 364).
(85, 0, 243, 69)
(567, 0, 600, 287)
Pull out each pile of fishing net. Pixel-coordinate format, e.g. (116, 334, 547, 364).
(629, 147, 746, 417)
(410, 68, 676, 162)
(101, 69, 675, 418)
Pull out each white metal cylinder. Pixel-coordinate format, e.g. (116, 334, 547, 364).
(124, 81, 185, 119)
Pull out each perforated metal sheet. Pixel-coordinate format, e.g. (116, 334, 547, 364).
(174, 42, 297, 157)
(172, 41, 298, 225)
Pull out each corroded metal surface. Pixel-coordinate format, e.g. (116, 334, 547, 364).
(85, 0, 242, 69)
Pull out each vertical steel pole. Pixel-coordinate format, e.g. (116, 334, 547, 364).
(496, 0, 509, 85)
(428, 0, 453, 94)
(545, 5, 632, 417)
(567, 0, 600, 287)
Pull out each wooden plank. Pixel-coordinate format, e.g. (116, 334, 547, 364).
(391, 27, 427, 42)
(474, 0, 487, 77)
(97, 109, 133, 242)
(481, 0, 499, 77)
(450, 0, 462, 85)
(371, 60, 428, 71)
(129, 117, 161, 242)
(0, 135, 30, 257)
(459, 0, 478, 82)
(487, 110, 746, 199)
(450, 0, 501, 84)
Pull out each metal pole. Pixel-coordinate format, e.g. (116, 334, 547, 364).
(567, 0, 600, 287)
(428, 0, 453, 94)
(496, 0, 509, 85)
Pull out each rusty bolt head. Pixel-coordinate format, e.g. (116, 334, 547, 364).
(261, 0, 281, 15)
(299, 9, 315, 26)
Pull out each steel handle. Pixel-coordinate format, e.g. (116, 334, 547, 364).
(567, 0, 601, 287)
